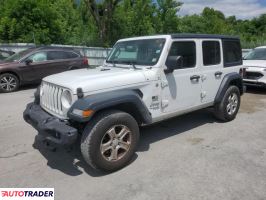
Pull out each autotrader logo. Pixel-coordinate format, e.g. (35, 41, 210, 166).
(0, 188, 54, 200)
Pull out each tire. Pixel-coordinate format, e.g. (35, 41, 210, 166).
(0, 73, 19, 93)
(80, 110, 139, 172)
(214, 85, 241, 122)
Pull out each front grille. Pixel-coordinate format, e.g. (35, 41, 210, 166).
(40, 82, 64, 117)
(244, 72, 264, 80)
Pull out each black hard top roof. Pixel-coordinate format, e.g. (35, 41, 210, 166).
(171, 33, 239, 40)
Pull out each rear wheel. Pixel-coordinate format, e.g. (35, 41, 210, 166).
(0, 73, 19, 93)
(81, 110, 139, 172)
(214, 85, 241, 122)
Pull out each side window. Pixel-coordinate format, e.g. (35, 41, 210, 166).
(202, 41, 221, 66)
(27, 52, 47, 63)
(167, 41, 196, 69)
(65, 51, 79, 59)
(223, 40, 242, 67)
(47, 51, 67, 60)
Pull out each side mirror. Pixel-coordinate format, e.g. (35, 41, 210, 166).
(25, 59, 33, 65)
(165, 56, 184, 74)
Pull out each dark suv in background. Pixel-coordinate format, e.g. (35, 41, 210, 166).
(0, 46, 89, 93)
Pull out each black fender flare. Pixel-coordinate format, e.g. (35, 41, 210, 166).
(214, 72, 244, 104)
(68, 90, 152, 124)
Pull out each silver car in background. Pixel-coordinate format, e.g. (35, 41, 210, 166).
(243, 46, 266, 88)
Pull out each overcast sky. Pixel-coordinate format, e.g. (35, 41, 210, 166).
(178, 0, 266, 19)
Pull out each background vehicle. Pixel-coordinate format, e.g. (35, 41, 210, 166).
(24, 34, 244, 172)
(0, 46, 89, 93)
(0, 49, 15, 61)
(243, 46, 266, 88)
(242, 49, 251, 58)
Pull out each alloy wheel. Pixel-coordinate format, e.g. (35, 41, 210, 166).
(100, 125, 132, 161)
(226, 93, 238, 115)
(0, 75, 17, 92)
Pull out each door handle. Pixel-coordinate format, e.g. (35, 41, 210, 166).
(215, 71, 223, 77)
(190, 75, 201, 81)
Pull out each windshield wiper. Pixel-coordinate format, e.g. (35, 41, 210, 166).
(119, 60, 141, 70)
(112, 60, 116, 68)
(130, 61, 137, 70)
(107, 60, 142, 70)
(106, 60, 130, 69)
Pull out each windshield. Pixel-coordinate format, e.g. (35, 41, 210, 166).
(244, 48, 266, 60)
(106, 38, 166, 66)
(4, 49, 32, 62)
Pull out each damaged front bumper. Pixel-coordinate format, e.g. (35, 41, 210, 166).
(23, 102, 78, 147)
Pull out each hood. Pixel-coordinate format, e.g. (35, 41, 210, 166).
(243, 60, 266, 68)
(0, 61, 18, 67)
(43, 67, 150, 94)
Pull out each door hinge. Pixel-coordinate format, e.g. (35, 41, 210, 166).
(161, 100, 169, 108)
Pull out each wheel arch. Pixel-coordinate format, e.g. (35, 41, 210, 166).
(214, 72, 243, 104)
(68, 90, 152, 125)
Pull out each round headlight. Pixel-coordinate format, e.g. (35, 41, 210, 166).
(61, 90, 72, 109)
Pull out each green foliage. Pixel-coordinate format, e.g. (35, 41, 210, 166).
(0, 0, 265, 48)
(0, 0, 61, 44)
(0, 0, 98, 45)
(111, 0, 157, 43)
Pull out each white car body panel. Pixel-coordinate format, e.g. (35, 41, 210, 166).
(43, 67, 148, 94)
(41, 35, 242, 122)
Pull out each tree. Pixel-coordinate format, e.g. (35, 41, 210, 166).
(156, 0, 182, 33)
(0, 0, 63, 44)
(84, 0, 122, 46)
(0, 0, 97, 45)
(0, 0, 265, 48)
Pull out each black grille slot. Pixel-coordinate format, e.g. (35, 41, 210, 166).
(244, 72, 264, 80)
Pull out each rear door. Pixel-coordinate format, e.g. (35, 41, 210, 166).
(47, 50, 82, 72)
(21, 51, 53, 81)
(200, 39, 242, 104)
(200, 39, 224, 103)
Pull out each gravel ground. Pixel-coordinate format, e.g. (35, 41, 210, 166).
(0, 86, 266, 200)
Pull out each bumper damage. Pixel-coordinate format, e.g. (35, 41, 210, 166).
(23, 102, 78, 147)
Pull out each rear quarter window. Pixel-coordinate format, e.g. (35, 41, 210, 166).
(223, 39, 242, 67)
(65, 51, 80, 59)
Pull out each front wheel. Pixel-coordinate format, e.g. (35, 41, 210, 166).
(80, 110, 139, 172)
(0, 73, 19, 93)
(214, 85, 241, 122)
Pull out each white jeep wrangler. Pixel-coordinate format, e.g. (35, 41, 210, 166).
(24, 34, 244, 172)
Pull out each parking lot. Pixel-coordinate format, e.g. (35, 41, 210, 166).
(0, 86, 266, 200)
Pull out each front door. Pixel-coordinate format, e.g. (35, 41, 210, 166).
(161, 40, 202, 113)
(20, 51, 50, 82)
